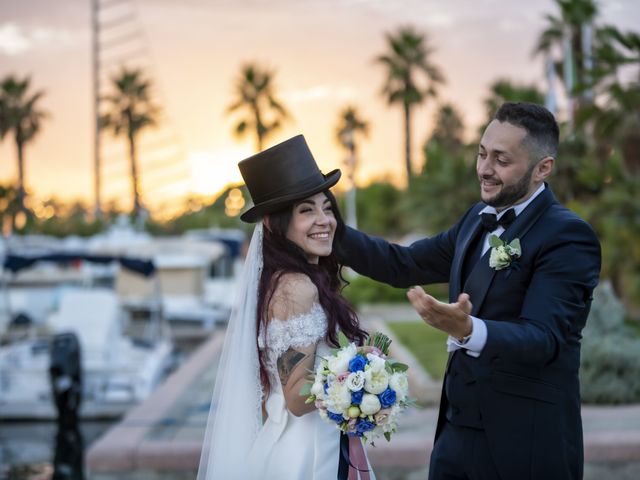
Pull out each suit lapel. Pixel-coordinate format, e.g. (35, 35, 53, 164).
(462, 186, 557, 316)
(451, 205, 484, 300)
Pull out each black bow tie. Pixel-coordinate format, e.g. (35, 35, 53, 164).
(480, 208, 516, 232)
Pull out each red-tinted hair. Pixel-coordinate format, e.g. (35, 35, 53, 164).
(256, 190, 367, 395)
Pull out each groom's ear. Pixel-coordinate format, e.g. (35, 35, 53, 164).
(535, 156, 554, 181)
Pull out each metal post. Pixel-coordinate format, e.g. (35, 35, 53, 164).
(563, 27, 576, 133)
(92, 0, 102, 220)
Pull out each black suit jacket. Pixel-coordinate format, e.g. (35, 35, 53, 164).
(340, 186, 601, 479)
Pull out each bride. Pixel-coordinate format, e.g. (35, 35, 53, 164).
(197, 135, 376, 480)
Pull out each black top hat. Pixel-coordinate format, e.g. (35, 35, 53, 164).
(238, 135, 341, 223)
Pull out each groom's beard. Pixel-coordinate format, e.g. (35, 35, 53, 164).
(481, 163, 535, 209)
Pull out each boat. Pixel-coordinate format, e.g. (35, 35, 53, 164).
(0, 253, 174, 420)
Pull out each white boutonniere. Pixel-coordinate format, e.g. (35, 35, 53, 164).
(488, 235, 521, 271)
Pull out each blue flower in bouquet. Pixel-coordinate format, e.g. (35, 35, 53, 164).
(303, 331, 412, 445)
(349, 354, 367, 372)
(378, 387, 397, 409)
(327, 410, 344, 424)
(356, 418, 376, 434)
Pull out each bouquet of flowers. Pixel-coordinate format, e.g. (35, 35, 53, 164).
(301, 332, 412, 443)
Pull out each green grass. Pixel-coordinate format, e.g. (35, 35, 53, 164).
(342, 275, 449, 307)
(387, 321, 449, 380)
(626, 317, 640, 336)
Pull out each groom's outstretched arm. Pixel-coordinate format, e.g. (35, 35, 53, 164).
(337, 225, 455, 288)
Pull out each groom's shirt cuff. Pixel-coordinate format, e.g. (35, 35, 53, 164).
(446, 316, 487, 358)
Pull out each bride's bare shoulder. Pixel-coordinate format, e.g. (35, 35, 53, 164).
(269, 272, 319, 321)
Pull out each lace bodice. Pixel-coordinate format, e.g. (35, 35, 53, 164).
(259, 302, 327, 386)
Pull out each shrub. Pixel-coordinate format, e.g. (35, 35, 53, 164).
(580, 281, 640, 403)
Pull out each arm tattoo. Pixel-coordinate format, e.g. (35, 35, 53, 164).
(277, 348, 308, 387)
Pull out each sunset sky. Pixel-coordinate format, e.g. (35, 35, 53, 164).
(1, 0, 638, 215)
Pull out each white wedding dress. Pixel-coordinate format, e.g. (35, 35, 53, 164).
(248, 302, 376, 480)
(196, 226, 375, 480)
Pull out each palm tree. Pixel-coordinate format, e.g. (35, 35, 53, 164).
(0, 184, 20, 234)
(0, 75, 48, 213)
(336, 105, 369, 167)
(227, 63, 290, 152)
(376, 26, 444, 181)
(100, 67, 160, 219)
(533, 0, 599, 110)
(427, 103, 465, 158)
(577, 27, 640, 172)
(335, 105, 369, 228)
(484, 79, 545, 122)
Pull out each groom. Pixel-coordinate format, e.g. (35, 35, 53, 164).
(338, 102, 601, 479)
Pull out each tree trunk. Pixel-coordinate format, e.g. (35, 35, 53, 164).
(255, 106, 263, 152)
(129, 133, 141, 218)
(404, 103, 412, 182)
(15, 134, 26, 212)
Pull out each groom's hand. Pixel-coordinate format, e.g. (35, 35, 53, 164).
(407, 287, 473, 340)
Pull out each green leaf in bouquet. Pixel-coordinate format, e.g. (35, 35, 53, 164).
(338, 331, 351, 348)
(305, 395, 316, 404)
(389, 361, 409, 373)
(404, 397, 419, 408)
(299, 382, 312, 397)
(384, 432, 392, 442)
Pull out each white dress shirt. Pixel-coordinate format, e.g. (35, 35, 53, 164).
(447, 183, 546, 357)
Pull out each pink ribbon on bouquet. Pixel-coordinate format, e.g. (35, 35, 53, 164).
(348, 436, 371, 480)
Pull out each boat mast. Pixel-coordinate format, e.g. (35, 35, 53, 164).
(92, 0, 102, 220)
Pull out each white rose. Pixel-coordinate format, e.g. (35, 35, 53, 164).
(345, 371, 366, 392)
(359, 393, 381, 415)
(364, 368, 389, 394)
(311, 380, 325, 399)
(389, 372, 409, 401)
(365, 353, 386, 373)
(325, 381, 352, 414)
(328, 343, 357, 374)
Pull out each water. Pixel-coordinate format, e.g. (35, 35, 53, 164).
(0, 334, 206, 480)
(0, 420, 112, 479)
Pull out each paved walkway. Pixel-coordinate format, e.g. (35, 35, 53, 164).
(87, 305, 640, 479)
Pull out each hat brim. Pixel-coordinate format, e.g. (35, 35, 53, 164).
(240, 169, 341, 223)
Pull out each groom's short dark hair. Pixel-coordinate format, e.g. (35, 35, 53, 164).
(495, 102, 559, 163)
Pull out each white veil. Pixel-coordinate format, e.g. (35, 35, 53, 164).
(197, 224, 264, 480)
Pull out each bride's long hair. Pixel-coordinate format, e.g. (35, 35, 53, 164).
(256, 189, 367, 394)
